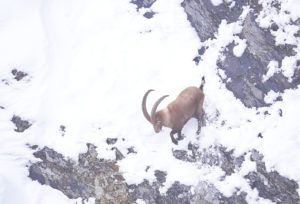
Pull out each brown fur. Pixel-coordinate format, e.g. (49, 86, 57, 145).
(142, 83, 205, 145)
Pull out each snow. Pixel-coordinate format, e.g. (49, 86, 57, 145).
(262, 60, 279, 82)
(0, 0, 299, 203)
(233, 37, 247, 57)
(210, 0, 223, 7)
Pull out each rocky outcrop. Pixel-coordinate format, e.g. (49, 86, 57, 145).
(28, 143, 299, 203)
(29, 144, 129, 204)
(246, 150, 300, 204)
(130, 0, 157, 10)
(11, 69, 28, 81)
(182, 0, 300, 107)
(11, 115, 32, 132)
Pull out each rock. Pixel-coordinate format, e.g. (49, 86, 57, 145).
(154, 170, 167, 184)
(182, 0, 300, 107)
(112, 147, 125, 161)
(245, 150, 300, 204)
(11, 69, 28, 81)
(28, 143, 299, 203)
(11, 115, 32, 132)
(131, 0, 156, 9)
(174, 144, 244, 176)
(29, 144, 129, 203)
(143, 11, 156, 19)
(59, 125, 66, 136)
(172, 143, 299, 203)
(106, 138, 118, 145)
(127, 147, 137, 154)
(128, 180, 194, 204)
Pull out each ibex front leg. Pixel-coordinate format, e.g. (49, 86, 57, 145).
(170, 130, 178, 145)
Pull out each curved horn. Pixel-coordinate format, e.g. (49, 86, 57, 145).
(151, 95, 169, 122)
(142, 89, 154, 123)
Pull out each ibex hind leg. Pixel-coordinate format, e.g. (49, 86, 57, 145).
(177, 130, 184, 141)
(196, 105, 204, 135)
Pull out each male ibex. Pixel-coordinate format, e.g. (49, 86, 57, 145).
(142, 77, 205, 145)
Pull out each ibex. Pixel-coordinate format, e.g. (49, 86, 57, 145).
(142, 77, 205, 145)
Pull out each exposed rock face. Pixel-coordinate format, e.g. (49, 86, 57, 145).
(182, 0, 300, 107)
(246, 150, 300, 204)
(29, 144, 129, 204)
(28, 143, 299, 203)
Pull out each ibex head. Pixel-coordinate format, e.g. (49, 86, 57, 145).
(142, 89, 169, 133)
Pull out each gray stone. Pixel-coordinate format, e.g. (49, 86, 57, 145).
(106, 138, 118, 145)
(182, 0, 300, 107)
(29, 144, 129, 203)
(143, 11, 156, 19)
(11, 115, 32, 132)
(131, 0, 156, 9)
(28, 143, 299, 203)
(245, 150, 300, 204)
(11, 69, 28, 81)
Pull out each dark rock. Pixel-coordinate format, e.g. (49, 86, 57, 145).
(131, 0, 156, 9)
(172, 149, 196, 162)
(193, 56, 200, 65)
(128, 179, 162, 203)
(182, 0, 247, 42)
(143, 11, 156, 19)
(245, 150, 300, 204)
(127, 146, 137, 154)
(112, 147, 125, 161)
(11, 115, 32, 132)
(182, 0, 300, 107)
(106, 138, 118, 145)
(198, 47, 206, 55)
(26, 144, 39, 150)
(1, 79, 10, 86)
(174, 144, 244, 176)
(128, 179, 194, 204)
(29, 144, 129, 203)
(154, 170, 167, 184)
(278, 109, 283, 117)
(165, 182, 192, 204)
(0, 106, 4, 109)
(11, 69, 28, 81)
(28, 143, 299, 203)
(59, 125, 66, 136)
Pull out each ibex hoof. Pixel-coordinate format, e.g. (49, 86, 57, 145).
(177, 134, 185, 141)
(172, 139, 178, 145)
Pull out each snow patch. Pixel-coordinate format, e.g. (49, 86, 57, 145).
(262, 60, 280, 82)
(233, 37, 247, 57)
(210, 0, 223, 6)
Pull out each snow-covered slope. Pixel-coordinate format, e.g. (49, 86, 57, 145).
(0, 0, 299, 203)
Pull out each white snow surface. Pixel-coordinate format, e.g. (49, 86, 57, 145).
(0, 0, 299, 203)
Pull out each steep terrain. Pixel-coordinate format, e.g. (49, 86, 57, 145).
(0, 0, 300, 203)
